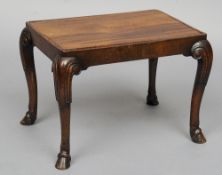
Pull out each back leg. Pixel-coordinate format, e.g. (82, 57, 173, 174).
(147, 58, 159, 106)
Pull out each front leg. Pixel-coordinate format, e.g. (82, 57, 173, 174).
(52, 56, 81, 170)
(20, 28, 38, 125)
(190, 40, 213, 144)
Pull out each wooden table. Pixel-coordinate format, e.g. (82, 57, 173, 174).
(19, 10, 213, 170)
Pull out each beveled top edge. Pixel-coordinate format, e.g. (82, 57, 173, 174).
(27, 9, 161, 24)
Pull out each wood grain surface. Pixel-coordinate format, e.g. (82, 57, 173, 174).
(27, 10, 206, 52)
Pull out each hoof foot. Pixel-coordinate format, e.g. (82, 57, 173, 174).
(190, 128, 206, 144)
(55, 151, 71, 170)
(20, 111, 36, 125)
(146, 94, 159, 106)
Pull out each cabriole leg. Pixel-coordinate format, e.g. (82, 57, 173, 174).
(190, 40, 213, 144)
(20, 28, 38, 125)
(52, 56, 81, 170)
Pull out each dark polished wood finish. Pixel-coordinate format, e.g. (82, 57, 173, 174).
(190, 40, 213, 143)
(52, 57, 81, 169)
(19, 10, 213, 170)
(20, 28, 38, 125)
(147, 58, 159, 106)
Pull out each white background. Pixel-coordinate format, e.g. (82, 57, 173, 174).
(0, 0, 222, 174)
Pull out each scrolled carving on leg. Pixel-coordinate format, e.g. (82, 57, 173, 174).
(20, 28, 38, 125)
(20, 29, 33, 48)
(147, 58, 159, 106)
(190, 40, 213, 144)
(53, 56, 81, 104)
(52, 56, 82, 170)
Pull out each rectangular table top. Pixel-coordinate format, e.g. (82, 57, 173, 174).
(27, 10, 206, 53)
(26, 10, 207, 66)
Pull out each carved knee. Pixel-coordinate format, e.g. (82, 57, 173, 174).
(52, 57, 82, 104)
